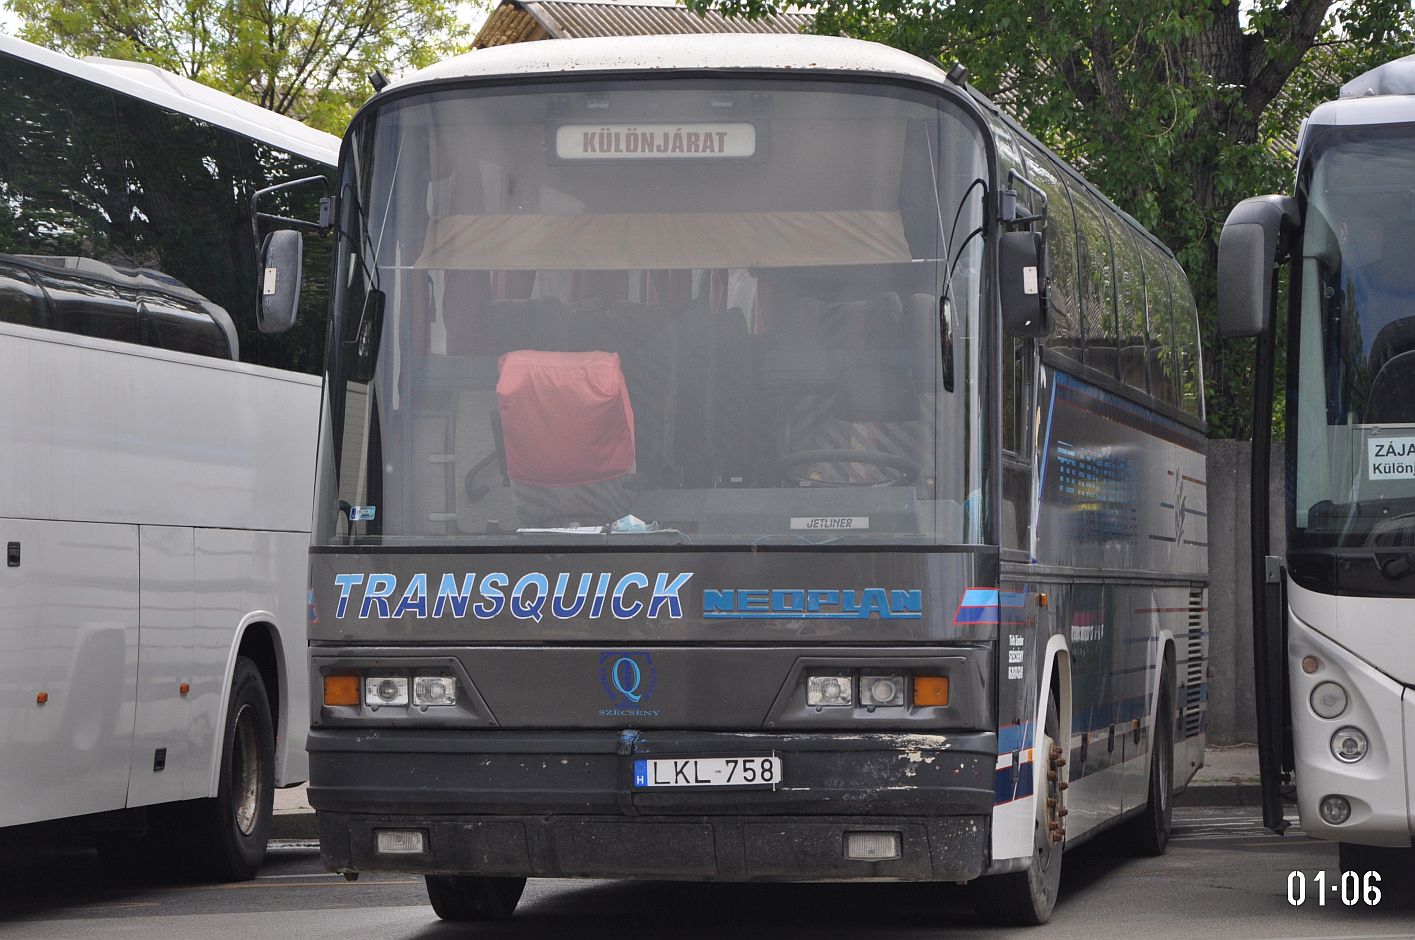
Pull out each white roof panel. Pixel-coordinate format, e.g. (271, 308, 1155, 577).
(0, 32, 339, 164)
(387, 33, 951, 93)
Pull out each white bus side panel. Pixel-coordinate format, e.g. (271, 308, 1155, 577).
(0, 520, 139, 827)
(0, 322, 318, 532)
(127, 525, 196, 808)
(193, 527, 312, 795)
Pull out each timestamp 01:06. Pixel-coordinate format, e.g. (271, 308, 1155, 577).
(1287, 870, 1382, 906)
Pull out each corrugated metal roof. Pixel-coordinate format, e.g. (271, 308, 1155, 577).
(473, 0, 810, 48)
(474, 5, 550, 48)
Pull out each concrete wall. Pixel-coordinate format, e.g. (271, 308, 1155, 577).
(1202, 439, 1284, 746)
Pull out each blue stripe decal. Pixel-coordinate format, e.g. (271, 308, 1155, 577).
(961, 589, 999, 607)
(994, 761, 1035, 804)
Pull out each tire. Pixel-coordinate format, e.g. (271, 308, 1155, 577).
(425, 875, 526, 921)
(970, 688, 1064, 926)
(1120, 675, 1174, 856)
(1339, 842, 1415, 883)
(187, 657, 275, 882)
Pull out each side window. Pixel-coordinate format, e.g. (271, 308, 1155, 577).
(139, 295, 236, 359)
(0, 50, 138, 347)
(1166, 256, 1204, 416)
(1109, 219, 1149, 394)
(1017, 141, 1080, 363)
(243, 140, 333, 375)
(37, 267, 138, 343)
(0, 263, 47, 327)
(1138, 241, 1180, 406)
(1067, 179, 1118, 377)
(118, 96, 246, 363)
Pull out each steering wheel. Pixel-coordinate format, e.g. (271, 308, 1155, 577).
(775, 449, 920, 486)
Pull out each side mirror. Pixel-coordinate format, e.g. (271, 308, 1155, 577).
(1000, 230, 1050, 337)
(258, 230, 303, 333)
(1217, 195, 1299, 338)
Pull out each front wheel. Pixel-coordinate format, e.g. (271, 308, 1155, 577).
(425, 875, 526, 921)
(970, 688, 1065, 925)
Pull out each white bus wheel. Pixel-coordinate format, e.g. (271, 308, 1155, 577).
(425, 875, 526, 921)
(970, 687, 1064, 925)
(190, 656, 275, 881)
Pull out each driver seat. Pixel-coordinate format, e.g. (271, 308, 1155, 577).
(784, 293, 925, 484)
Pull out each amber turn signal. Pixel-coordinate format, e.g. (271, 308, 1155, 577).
(913, 676, 949, 707)
(324, 674, 361, 707)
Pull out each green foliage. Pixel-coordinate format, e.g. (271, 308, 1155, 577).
(687, 0, 1415, 438)
(6, 0, 474, 132)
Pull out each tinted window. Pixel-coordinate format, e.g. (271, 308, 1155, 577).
(1165, 255, 1203, 416)
(1109, 218, 1149, 394)
(1068, 180, 1118, 377)
(0, 48, 331, 367)
(1018, 142, 1080, 362)
(0, 52, 132, 267)
(1138, 242, 1179, 406)
(0, 263, 47, 327)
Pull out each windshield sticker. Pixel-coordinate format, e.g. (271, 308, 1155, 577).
(556, 123, 756, 160)
(789, 516, 869, 530)
(702, 588, 921, 620)
(348, 505, 376, 522)
(1368, 437, 1415, 480)
(332, 571, 693, 622)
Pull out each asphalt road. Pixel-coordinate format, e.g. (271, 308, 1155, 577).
(2, 808, 1412, 939)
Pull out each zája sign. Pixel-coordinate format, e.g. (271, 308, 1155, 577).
(1369, 437, 1415, 480)
(556, 123, 756, 160)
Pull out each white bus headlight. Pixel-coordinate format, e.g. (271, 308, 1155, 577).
(365, 676, 409, 707)
(806, 675, 853, 707)
(1330, 727, 1368, 763)
(1319, 795, 1352, 825)
(1309, 681, 1348, 719)
(413, 675, 458, 707)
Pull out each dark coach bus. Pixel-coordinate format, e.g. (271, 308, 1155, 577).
(263, 33, 1209, 925)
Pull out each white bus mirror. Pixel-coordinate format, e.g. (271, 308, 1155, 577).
(1217, 195, 1299, 338)
(258, 230, 303, 334)
(1000, 230, 1050, 337)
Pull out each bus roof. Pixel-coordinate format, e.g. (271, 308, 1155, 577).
(386, 33, 953, 94)
(0, 31, 339, 164)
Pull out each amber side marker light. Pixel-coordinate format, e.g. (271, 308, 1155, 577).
(913, 676, 950, 707)
(324, 674, 361, 707)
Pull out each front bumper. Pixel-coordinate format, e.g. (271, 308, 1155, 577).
(309, 728, 994, 881)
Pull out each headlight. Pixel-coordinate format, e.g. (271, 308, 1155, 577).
(859, 675, 905, 707)
(365, 676, 409, 708)
(1331, 727, 1368, 763)
(1309, 681, 1348, 719)
(806, 675, 853, 707)
(413, 675, 458, 707)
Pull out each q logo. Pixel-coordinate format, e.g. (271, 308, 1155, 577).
(597, 650, 657, 709)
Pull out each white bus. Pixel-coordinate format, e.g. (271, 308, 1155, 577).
(1219, 55, 1415, 877)
(0, 33, 337, 880)
(264, 35, 1209, 924)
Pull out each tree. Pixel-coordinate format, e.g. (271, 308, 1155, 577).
(7, 0, 472, 132)
(686, 0, 1415, 437)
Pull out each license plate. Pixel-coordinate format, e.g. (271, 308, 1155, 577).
(632, 756, 782, 788)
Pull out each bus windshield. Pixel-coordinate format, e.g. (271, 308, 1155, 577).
(1293, 122, 1415, 560)
(323, 79, 988, 547)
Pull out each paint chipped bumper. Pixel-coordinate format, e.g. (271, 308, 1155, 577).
(309, 729, 994, 881)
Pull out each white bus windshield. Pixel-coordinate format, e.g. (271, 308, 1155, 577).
(323, 79, 988, 546)
(1294, 122, 1415, 559)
